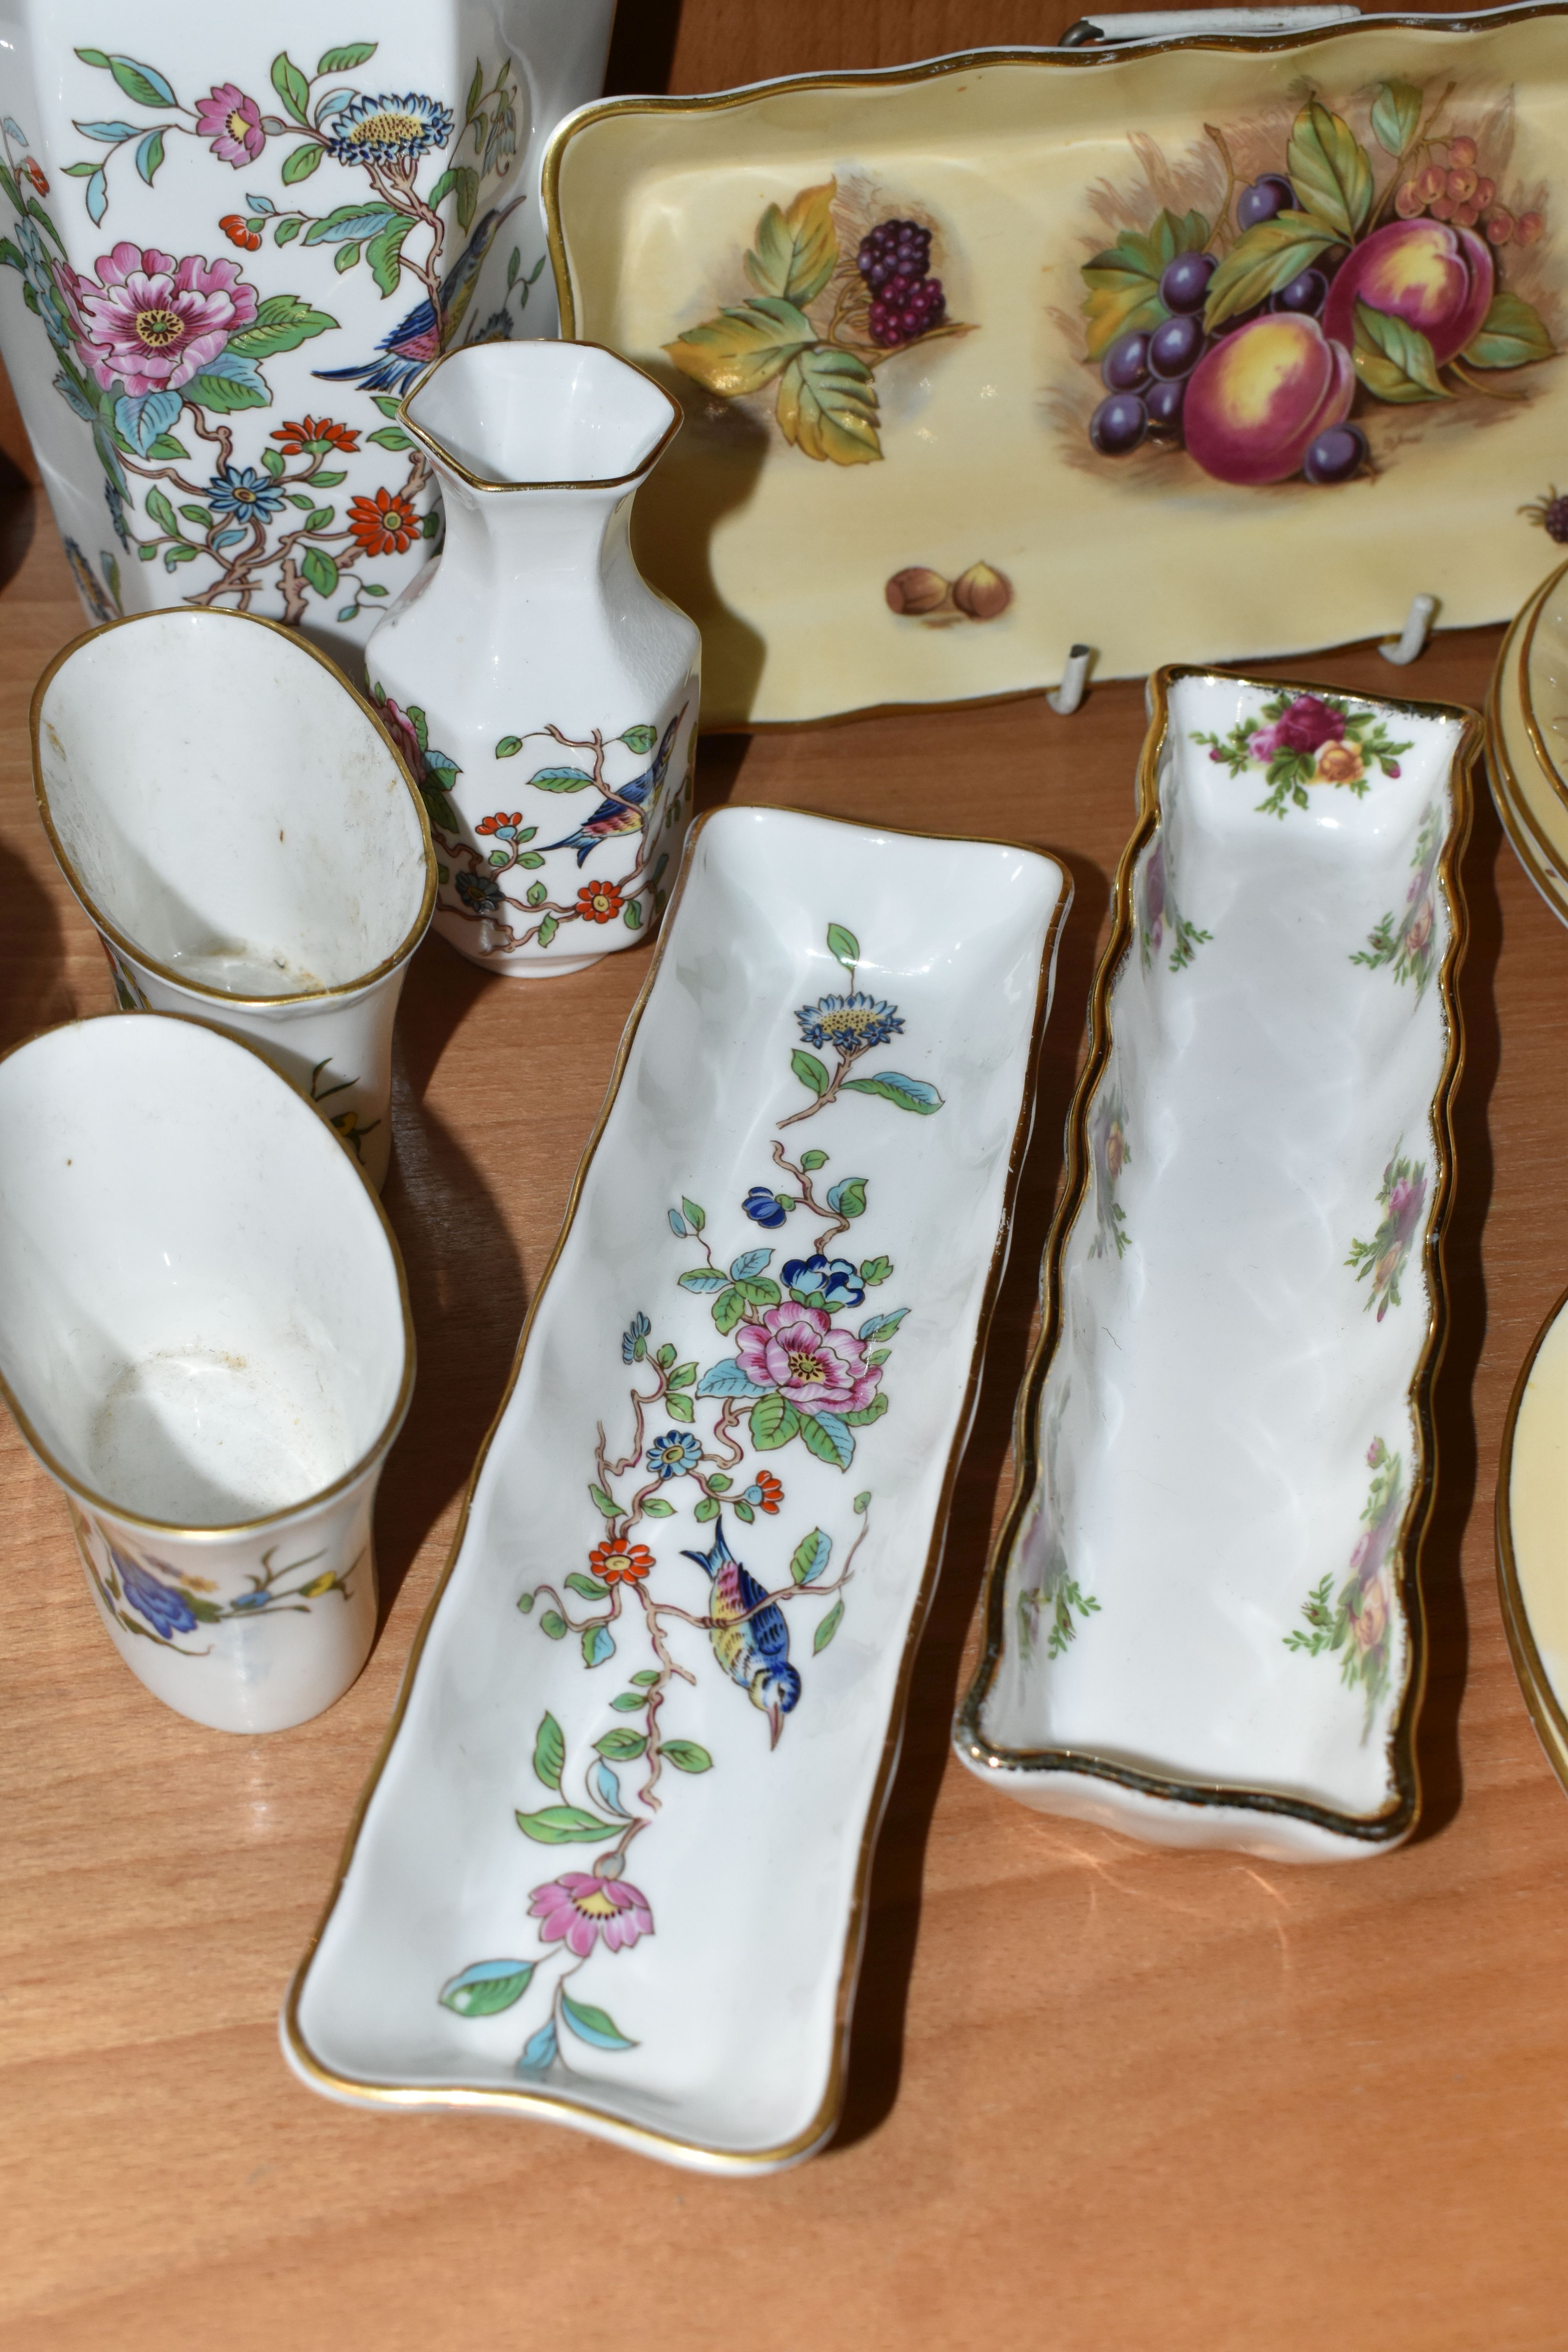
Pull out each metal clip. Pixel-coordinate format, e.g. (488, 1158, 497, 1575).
(1379, 593, 1438, 666)
(1048, 644, 1094, 716)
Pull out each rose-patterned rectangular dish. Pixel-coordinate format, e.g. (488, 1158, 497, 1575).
(955, 666, 1478, 1862)
(285, 804, 1069, 2172)
(546, 8, 1568, 727)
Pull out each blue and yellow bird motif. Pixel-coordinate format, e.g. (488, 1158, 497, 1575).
(314, 197, 525, 396)
(544, 714, 681, 868)
(682, 1526, 802, 1748)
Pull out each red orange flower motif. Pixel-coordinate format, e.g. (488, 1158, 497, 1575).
(271, 414, 360, 455)
(752, 1470, 784, 1515)
(589, 1535, 655, 1586)
(348, 485, 419, 557)
(219, 213, 261, 252)
(22, 159, 48, 196)
(578, 880, 624, 924)
(476, 811, 523, 836)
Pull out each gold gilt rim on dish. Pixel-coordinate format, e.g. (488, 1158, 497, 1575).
(0, 1008, 417, 1541)
(953, 662, 1483, 1847)
(30, 608, 437, 1013)
(397, 336, 682, 495)
(1485, 578, 1568, 918)
(1496, 1278, 1568, 1795)
(283, 802, 1072, 2171)
(1518, 552, 1568, 813)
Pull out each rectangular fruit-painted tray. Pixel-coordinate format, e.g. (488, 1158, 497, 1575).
(546, 7, 1568, 727)
(955, 666, 1477, 1861)
(286, 804, 1068, 2172)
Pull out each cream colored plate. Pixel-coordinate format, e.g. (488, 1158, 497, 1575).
(1487, 572, 1568, 928)
(1499, 1284, 1568, 1796)
(548, 11, 1568, 726)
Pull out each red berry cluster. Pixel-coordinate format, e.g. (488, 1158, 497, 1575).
(220, 212, 262, 252)
(1394, 136, 1541, 245)
(857, 217, 947, 348)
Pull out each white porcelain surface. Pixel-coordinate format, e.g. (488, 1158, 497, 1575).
(287, 804, 1067, 2171)
(0, 0, 613, 654)
(958, 669, 1473, 1862)
(33, 608, 434, 1189)
(366, 340, 699, 978)
(0, 1015, 413, 1733)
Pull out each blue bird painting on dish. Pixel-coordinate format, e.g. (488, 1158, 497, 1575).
(438, 921, 944, 2074)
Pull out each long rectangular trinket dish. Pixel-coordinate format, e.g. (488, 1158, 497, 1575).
(287, 804, 1068, 2170)
(956, 666, 1477, 1861)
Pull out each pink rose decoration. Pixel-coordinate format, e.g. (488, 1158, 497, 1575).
(735, 1301, 882, 1415)
(194, 83, 267, 168)
(70, 243, 258, 397)
(379, 696, 427, 782)
(529, 1873, 653, 1958)
(1388, 1173, 1426, 1237)
(1249, 696, 1346, 761)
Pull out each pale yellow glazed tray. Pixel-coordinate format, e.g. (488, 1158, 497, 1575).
(546, 11, 1568, 727)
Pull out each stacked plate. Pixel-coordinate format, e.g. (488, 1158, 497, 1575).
(1488, 555, 1568, 926)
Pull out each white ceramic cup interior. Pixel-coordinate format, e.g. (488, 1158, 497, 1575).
(404, 339, 675, 485)
(0, 1016, 408, 1528)
(34, 611, 430, 1000)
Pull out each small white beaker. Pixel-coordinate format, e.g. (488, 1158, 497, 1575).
(32, 608, 435, 1190)
(0, 1014, 414, 1732)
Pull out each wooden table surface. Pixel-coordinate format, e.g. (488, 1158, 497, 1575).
(6, 6, 1568, 2347)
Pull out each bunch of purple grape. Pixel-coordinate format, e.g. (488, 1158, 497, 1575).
(858, 217, 947, 348)
(1086, 175, 1366, 485)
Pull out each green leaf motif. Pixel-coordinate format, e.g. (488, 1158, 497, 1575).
(642, 1495, 675, 1517)
(271, 51, 312, 125)
(1202, 212, 1342, 331)
(595, 1728, 648, 1761)
(367, 216, 411, 299)
(694, 1495, 719, 1522)
(1463, 289, 1555, 371)
(799, 1410, 854, 1470)
(665, 1392, 694, 1423)
(439, 1958, 535, 2016)
(681, 1197, 706, 1232)
(712, 1287, 747, 1335)
(1352, 299, 1449, 403)
(565, 1571, 610, 1601)
(144, 486, 179, 539)
(620, 723, 657, 753)
(533, 1710, 566, 1791)
(610, 1690, 645, 1712)
(663, 1739, 713, 1774)
(800, 1148, 828, 1172)
(106, 54, 177, 109)
(827, 922, 859, 970)
(281, 141, 321, 185)
(632, 1669, 660, 1687)
(561, 1990, 637, 2051)
(751, 1392, 800, 1451)
(841, 1072, 944, 1114)
(589, 1483, 618, 1520)
(1286, 101, 1373, 242)
(539, 1609, 568, 1640)
(1370, 79, 1423, 157)
(526, 764, 595, 793)
(134, 129, 165, 186)
(666, 296, 816, 398)
(814, 1597, 846, 1654)
(1082, 208, 1208, 358)
(582, 1623, 615, 1668)
(777, 343, 880, 466)
(841, 1390, 890, 1429)
(302, 547, 338, 599)
(826, 1176, 867, 1219)
(184, 360, 270, 414)
(793, 1049, 829, 1098)
(745, 180, 837, 307)
(790, 1528, 832, 1585)
(514, 1804, 612, 1843)
(334, 243, 361, 274)
(318, 42, 378, 72)
(859, 1254, 892, 1285)
(853, 1490, 871, 1512)
(495, 735, 523, 758)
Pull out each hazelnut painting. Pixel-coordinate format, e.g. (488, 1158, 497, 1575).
(1067, 78, 1555, 491)
(886, 561, 1014, 622)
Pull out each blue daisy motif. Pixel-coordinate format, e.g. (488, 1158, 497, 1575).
(795, 992, 904, 1058)
(328, 91, 455, 167)
(784, 1252, 865, 1308)
(455, 867, 503, 916)
(113, 1549, 198, 1641)
(208, 465, 288, 523)
(646, 1430, 702, 1479)
(742, 1185, 788, 1229)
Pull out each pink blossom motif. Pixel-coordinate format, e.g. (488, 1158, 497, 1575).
(529, 1873, 653, 1958)
(1248, 694, 1346, 763)
(735, 1301, 882, 1414)
(68, 243, 258, 397)
(378, 696, 427, 782)
(194, 83, 267, 167)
